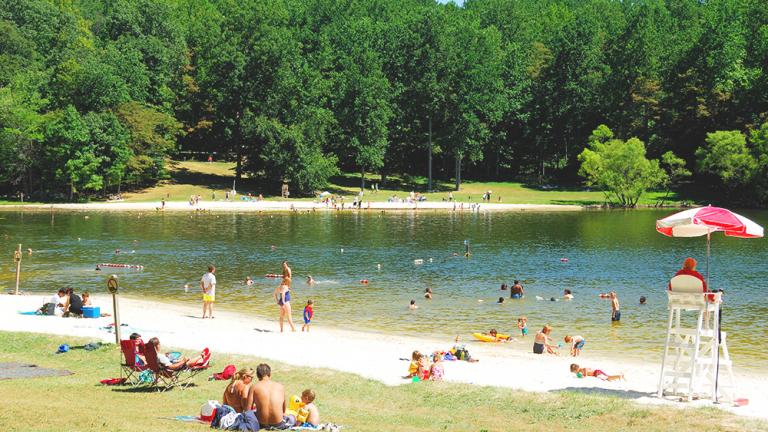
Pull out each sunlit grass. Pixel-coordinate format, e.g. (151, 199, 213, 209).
(117, 161, 683, 206)
(0, 331, 760, 432)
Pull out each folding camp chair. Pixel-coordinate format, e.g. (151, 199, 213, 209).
(143, 344, 183, 392)
(119, 340, 146, 386)
(144, 346, 212, 391)
(176, 348, 212, 389)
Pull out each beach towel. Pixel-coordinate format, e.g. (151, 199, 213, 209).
(100, 378, 127, 385)
(212, 364, 236, 381)
(18, 311, 39, 315)
(170, 415, 209, 424)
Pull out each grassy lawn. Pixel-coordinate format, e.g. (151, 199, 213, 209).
(0, 331, 760, 432)
(114, 161, 683, 206)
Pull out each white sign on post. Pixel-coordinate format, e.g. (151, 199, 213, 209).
(107, 275, 121, 344)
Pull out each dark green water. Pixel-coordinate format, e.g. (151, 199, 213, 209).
(1, 209, 766, 370)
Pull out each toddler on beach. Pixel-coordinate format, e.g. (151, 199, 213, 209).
(302, 299, 314, 332)
(517, 317, 528, 336)
(430, 352, 444, 381)
(299, 389, 320, 426)
(406, 350, 421, 378)
(570, 364, 624, 381)
(564, 335, 585, 356)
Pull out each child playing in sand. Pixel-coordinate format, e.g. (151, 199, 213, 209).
(302, 299, 314, 332)
(570, 364, 624, 381)
(564, 335, 585, 356)
(533, 325, 558, 355)
(299, 389, 320, 426)
(406, 350, 421, 378)
(81, 291, 92, 306)
(430, 352, 444, 381)
(418, 352, 431, 380)
(517, 317, 528, 336)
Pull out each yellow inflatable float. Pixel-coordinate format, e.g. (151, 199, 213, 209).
(472, 332, 511, 342)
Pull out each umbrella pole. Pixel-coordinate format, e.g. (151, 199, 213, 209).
(706, 231, 711, 287)
(706, 230, 722, 404)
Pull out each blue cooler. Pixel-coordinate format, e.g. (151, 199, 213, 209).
(82, 306, 100, 318)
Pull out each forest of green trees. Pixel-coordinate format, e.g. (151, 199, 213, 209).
(1, 0, 767, 205)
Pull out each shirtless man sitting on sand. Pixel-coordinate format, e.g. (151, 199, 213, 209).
(246, 363, 293, 429)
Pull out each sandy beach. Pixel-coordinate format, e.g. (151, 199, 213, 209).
(1, 200, 584, 213)
(2, 293, 766, 420)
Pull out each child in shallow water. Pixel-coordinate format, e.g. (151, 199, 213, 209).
(570, 363, 624, 381)
(517, 317, 528, 336)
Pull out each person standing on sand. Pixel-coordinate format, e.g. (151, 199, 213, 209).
(273, 261, 296, 332)
(610, 291, 620, 322)
(201, 265, 216, 319)
(246, 363, 293, 429)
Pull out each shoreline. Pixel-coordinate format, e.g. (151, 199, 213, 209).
(1, 293, 766, 419)
(0, 201, 584, 212)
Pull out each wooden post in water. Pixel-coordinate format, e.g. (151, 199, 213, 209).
(107, 275, 121, 344)
(13, 244, 22, 295)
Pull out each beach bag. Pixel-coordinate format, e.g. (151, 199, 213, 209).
(138, 370, 153, 384)
(199, 400, 220, 423)
(454, 346, 470, 361)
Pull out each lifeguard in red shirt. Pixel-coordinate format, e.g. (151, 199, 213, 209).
(669, 257, 707, 292)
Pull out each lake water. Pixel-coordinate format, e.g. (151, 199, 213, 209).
(1, 209, 766, 371)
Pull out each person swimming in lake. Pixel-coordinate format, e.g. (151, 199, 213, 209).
(424, 288, 433, 300)
(563, 289, 574, 300)
(273, 261, 296, 332)
(497, 297, 505, 304)
(510, 280, 524, 299)
(409, 299, 418, 310)
(306, 275, 315, 286)
(488, 329, 510, 342)
(639, 296, 647, 305)
(244, 276, 254, 286)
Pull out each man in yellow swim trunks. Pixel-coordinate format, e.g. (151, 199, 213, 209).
(200, 265, 216, 319)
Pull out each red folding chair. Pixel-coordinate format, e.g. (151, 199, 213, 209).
(177, 347, 212, 389)
(119, 340, 146, 386)
(143, 344, 182, 392)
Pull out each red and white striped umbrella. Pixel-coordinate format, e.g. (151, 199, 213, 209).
(656, 206, 764, 239)
(656, 206, 763, 403)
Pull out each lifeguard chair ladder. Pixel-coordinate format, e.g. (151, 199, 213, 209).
(657, 286, 735, 403)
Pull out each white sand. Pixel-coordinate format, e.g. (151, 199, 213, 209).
(3, 200, 583, 212)
(2, 293, 766, 420)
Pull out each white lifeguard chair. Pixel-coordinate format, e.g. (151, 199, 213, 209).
(657, 275, 735, 403)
